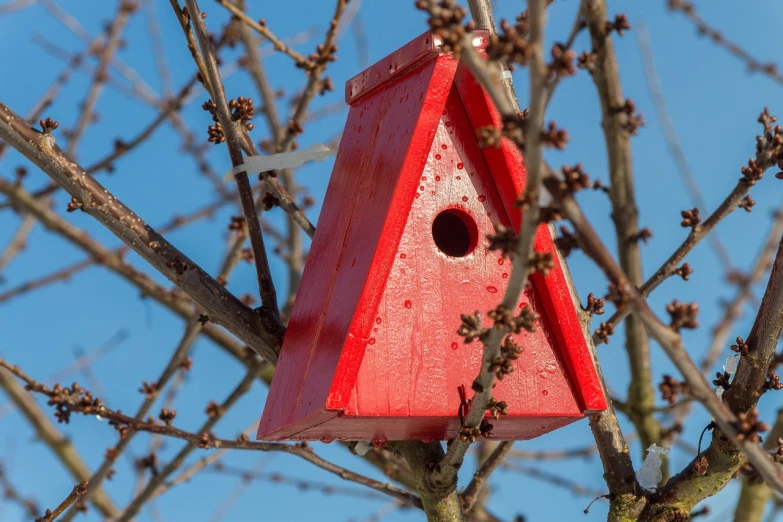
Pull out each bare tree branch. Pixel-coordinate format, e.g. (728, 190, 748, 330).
(0, 193, 233, 304)
(0, 366, 116, 516)
(701, 208, 783, 375)
(0, 214, 35, 278)
(180, 0, 281, 323)
(636, 22, 733, 273)
(434, 0, 549, 487)
(581, 0, 662, 466)
(548, 178, 783, 505)
(667, 0, 783, 87)
(0, 104, 283, 362)
(733, 409, 783, 522)
(0, 0, 39, 16)
(0, 463, 39, 518)
(461, 441, 513, 513)
(37, 481, 88, 522)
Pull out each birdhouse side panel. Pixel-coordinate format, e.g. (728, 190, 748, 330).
(454, 61, 607, 414)
(344, 87, 583, 438)
(531, 230, 608, 412)
(291, 54, 460, 422)
(259, 53, 457, 439)
(258, 84, 396, 437)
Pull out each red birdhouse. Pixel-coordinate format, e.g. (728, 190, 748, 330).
(258, 31, 607, 442)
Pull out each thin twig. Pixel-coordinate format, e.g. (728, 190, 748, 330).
(19, 33, 230, 196)
(0, 330, 127, 418)
(157, 447, 231, 498)
(542, 9, 585, 109)
(461, 441, 513, 513)
(547, 177, 783, 496)
(65, 318, 203, 519)
(0, 107, 283, 362)
(0, 36, 89, 164)
(205, 458, 266, 522)
(208, 463, 391, 501)
(0, 0, 39, 15)
(508, 445, 597, 461)
(636, 22, 733, 273)
(581, 0, 661, 463)
(0, 176, 253, 364)
(17, 75, 201, 206)
(592, 120, 782, 347)
(668, 0, 783, 87)
(144, 0, 174, 97)
(0, 365, 117, 516)
(41, 0, 161, 104)
(37, 481, 88, 522)
(39, 0, 91, 42)
(84, 79, 197, 174)
(503, 462, 607, 498)
(434, 0, 549, 486)
(88, 364, 262, 522)
(65, 1, 135, 157)
(0, 193, 233, 305)
(700, 207, 783, 375)
(235, 8, 303, 307)
(215, 0, 311, 67)
(0, 463, 39, 517)
(181, 0, 282, 324)
(350, 10, 370, 69)
(0, 214, 35, 278)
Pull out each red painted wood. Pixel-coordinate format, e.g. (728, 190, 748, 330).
(257, 31, 606, 442)
(304, 54, 459, 420)
(258, 49, 459, 440)
(453, 61, 607, 414)
(340, 88, 583, 440)
(345, 30, 489, 104)
(533, 230, 607, 412)
(272, 415, 581, 443)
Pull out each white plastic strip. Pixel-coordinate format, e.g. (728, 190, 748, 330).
(716, 353, 741, 399)
(223, 143, 337, 181)
(501, 70, 512, 80)
(353, 441, 371, 456)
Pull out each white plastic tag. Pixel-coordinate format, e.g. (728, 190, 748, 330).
(223, 143, 337, 181)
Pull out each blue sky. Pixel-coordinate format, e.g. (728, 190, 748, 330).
(2, 0, 783, 521)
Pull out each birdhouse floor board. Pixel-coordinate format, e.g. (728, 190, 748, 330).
(259, 414, 584, 442)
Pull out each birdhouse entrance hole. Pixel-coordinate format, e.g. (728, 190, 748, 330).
(431, 208, 477, 257)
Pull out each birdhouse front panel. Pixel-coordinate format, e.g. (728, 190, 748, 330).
(258, 31, 607, 442)
(340, 88, 584, 441)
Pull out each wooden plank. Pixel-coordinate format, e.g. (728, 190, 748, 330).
(454, 61, 607, 414)
(292, 414, 582, 442)
(294, 53, 460, 423)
